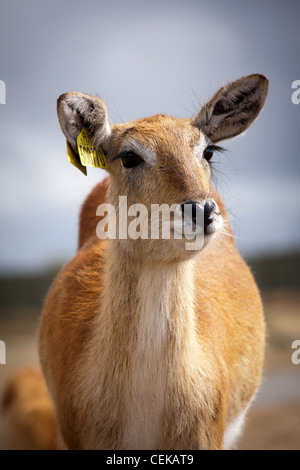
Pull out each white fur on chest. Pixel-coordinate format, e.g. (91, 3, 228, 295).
(121, 268, 171, 449)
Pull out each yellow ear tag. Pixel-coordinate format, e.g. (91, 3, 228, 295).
(77, 127, 108, 169)
(66, 142, 87, 175)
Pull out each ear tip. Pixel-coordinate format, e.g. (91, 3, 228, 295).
(57, 92, 108, 114)
(256, 73, 269, 86)
(57, 92, 73, 113)
(249, 73, 269, 89)
(57, 91, 79, 106)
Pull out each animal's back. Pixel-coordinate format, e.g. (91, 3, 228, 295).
(78, 176, 110, 248)
(1, 368, 57, 450)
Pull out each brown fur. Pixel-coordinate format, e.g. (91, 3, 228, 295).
(78, 176, 109, 248)
(2, 75, 268, 450)
(1, 368, 56, 450)
(40, 178, 263, 450)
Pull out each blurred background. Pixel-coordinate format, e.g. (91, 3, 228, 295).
(0, 0, 299, 449)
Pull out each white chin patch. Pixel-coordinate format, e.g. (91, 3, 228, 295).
(205, 213, 223, 235)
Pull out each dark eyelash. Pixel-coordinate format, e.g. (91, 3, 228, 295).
(111, 151, 128, 162)
(203, 144, 226, 163)
(111, 150, 144, 162)
(208, 145, 226, 153)
(112, 146, 226, 164)
(202, 144, 224, 165)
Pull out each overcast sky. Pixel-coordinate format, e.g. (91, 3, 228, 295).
(0, 0, 300, 274)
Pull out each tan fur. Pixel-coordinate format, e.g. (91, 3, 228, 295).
(78, 176, 109, 248)
(1, 368, 56, 449)
(46, 180, 262, 450)
(3, 75, 268, 450)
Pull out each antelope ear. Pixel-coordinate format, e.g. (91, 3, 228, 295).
(194, 74, 268, 143)
(57, 91, 111, 154)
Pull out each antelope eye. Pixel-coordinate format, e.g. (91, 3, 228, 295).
(120, 152, 143, 168)
(203, 146, 214, 162)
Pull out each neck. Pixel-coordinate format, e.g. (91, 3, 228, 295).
(83, 241, 200, 449)
(102, 241, 198, 449)
(105, 241, 197, 350)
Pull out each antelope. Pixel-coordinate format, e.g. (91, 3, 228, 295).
(3, 74, 268, 450)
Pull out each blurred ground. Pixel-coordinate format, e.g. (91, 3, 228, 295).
(0, 289, 299, 450)
(238, 289, 300, 450)
(0, 309, 40, 449)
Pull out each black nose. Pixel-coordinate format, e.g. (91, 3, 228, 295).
(181, 200, 217, 232)
(204, 200, 216, 232)
(180, 201, 201, 227)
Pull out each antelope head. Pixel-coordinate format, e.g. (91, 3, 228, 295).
(57, 74, 268, 263)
